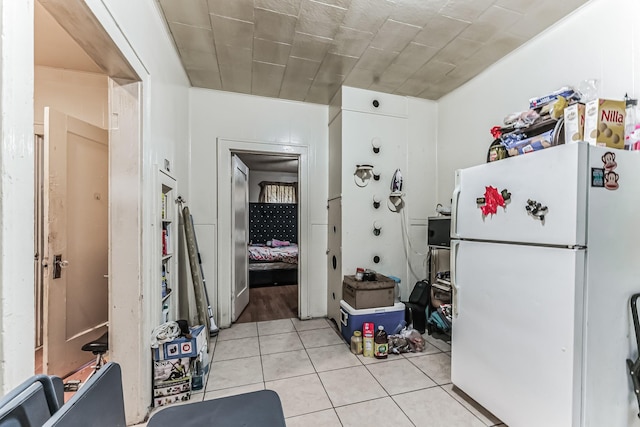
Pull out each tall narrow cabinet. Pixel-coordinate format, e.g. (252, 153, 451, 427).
(327, 87, 409, 326)
(159, 169, 178, 323)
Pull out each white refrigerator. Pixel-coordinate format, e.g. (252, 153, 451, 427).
(450, 142, 640, 427)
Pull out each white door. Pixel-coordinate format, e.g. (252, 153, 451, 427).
(451, 239, 585, 427)
(43, 107, 109, 376)
(452, 142, 588, 246)
(231, 155, 249, 321)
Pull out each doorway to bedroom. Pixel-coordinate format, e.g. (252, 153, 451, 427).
(233, 152, 299, 323)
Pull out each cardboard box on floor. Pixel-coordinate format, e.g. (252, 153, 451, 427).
(153, 325, 206, 361)
(153, 358, 191, 407)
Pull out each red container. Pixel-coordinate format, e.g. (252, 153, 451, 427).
(362, 322, 374, 357)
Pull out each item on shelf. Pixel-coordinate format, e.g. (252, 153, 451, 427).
(584, 98, 626, 149)
(529, 86, 579, 110)
(564, 103, 586, 143)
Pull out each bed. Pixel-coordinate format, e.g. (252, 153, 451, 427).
(248, 203, 298, 287)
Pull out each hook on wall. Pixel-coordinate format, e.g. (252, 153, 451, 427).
(373, 221, 382, 236)
(371, 137, 381, 154)
(373, 172, 381, 181)
(373, 195, 381, 209)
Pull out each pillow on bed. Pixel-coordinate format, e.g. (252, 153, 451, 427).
(270, 239, 290, 247)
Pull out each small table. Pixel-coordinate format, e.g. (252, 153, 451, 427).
(147, 390, 286, 427)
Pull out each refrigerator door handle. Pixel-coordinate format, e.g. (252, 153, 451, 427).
(451, 171, 461, 239)
(450, 240, 459, 318)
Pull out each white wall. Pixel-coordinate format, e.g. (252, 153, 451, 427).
(0, 0, 35, 393)
(436, 0, 640, 205)
(189, 89, 328, 319)
(85, 0, 191, 421)
(247, 170, 298, 202)
(34, 67, 108, 128)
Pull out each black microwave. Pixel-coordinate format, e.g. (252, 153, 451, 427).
(428, 216, 451, 248)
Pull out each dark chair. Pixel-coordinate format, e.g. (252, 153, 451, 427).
(403, 280, 431, 333)
(147, 389, 286, 427)
(0, 375, 63, 427)
(43, 362, 126, 427)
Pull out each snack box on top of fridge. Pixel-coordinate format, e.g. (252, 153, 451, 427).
(584, 98, 626, 149)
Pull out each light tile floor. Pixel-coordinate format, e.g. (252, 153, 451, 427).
(141, 317, 507, 427)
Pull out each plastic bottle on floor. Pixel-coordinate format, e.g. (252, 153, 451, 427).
(374, 325, 388, 359)
(362, 322, 374, 357)
(350, 330, 363, 355)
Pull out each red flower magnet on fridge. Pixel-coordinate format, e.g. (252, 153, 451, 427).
(476, 186, 511, 216)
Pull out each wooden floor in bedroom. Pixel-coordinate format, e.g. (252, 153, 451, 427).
(236, 284, 298, 323)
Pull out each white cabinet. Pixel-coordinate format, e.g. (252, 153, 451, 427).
(159, 169, 178, 323)
(327, 87, 409, 326)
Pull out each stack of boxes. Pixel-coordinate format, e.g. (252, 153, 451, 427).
(339, 273, 405, 345)
(152, 324, 207, 407)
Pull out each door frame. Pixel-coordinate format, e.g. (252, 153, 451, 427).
(217, 138, 310, 327)
(37, 0, 147, 422)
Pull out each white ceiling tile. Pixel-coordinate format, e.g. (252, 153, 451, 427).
(168, 22, 215, 53)
(187, 69, 223, 89)
(180, 49, 219, 72)
(305, 80, 341, 104)
(284, 56, 322, 80)
(207, 0, 254, 21)
(343, 67, 375, 89)
(395, 78, 430, 96)
(220, 64, 252, 93)
(280, 77, 314, 101)
(342, 0, 394, 33)
(159, 0, 211, 29)
(377, 63, 414, 88)
(431, 37, 482, 65)
(252, 60, 286, 97)
(493, 0, 540, 14)
(459, 6, 522, 43)
(370, 19, 421, 53)
(215, 44, 252, 68)
(414, 15, 470, 49)
(254, 8, 297, 44)
(296, 0, 347, 38)
(314, 70, 344, 85)
(210, 14, 254, 49)
(317, 53, 358, 76)
(329, 26, 373, 57)
(393, 42, 439, 71)
(412, 60, 456, 81)
(355, 47, 398, 71)
(439, 0, 495, 22)
(290, 32, 332, 61)
(254, 0, 302, 16)
(315, 0, 352, 8)
(389, 0, 447, 27)
(253, 38, 292, 65)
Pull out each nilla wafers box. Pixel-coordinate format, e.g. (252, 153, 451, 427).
(584, 98, 626, 149)
(564, 103, 585, 143)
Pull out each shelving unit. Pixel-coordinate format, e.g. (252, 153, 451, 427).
(159, 169, 178, 323)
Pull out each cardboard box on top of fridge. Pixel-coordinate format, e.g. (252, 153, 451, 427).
(564, 103, 585, 143)
(584, 99, 625, 149)
(153, 325, 206, 360)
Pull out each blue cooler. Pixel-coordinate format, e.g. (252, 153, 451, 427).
(339, 300, 405, 342)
